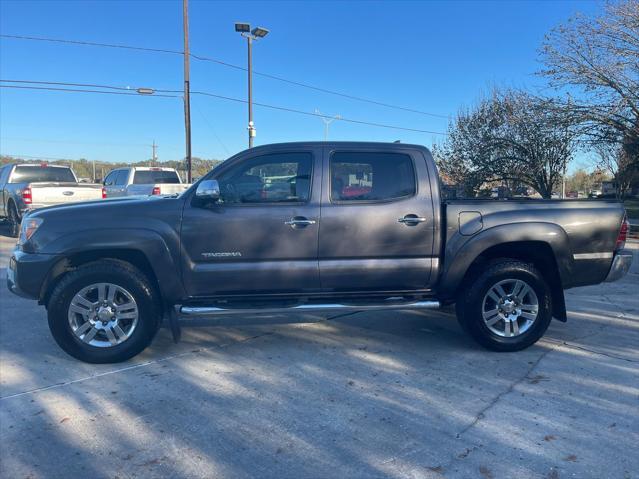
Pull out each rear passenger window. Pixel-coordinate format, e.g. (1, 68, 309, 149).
(115, 170, 129, 186)
(330, 152, 416, 202)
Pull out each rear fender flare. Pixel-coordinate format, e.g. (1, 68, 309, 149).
(439, 222, 573, 299)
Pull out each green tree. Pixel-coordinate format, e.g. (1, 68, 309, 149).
(435, 89, 577, 198)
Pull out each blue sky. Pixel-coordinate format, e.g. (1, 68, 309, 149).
(0, 0, 601, 164)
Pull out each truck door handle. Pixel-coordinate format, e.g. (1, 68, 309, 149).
(285, 217, 317, 228)
(398, 215, 427, 225)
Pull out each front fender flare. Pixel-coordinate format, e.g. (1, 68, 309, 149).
(38, 228, 186, 305)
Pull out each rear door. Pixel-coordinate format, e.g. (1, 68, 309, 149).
(105, 169, 129, 197)
(103, 170, 119, 197)
(318, 146, 436, 292)
(181, 147, 322, 297)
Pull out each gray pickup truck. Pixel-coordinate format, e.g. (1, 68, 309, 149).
(7, 142, 632, 363)
(0, 163, 104, 237)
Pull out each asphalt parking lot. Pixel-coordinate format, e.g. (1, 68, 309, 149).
(1, 231, 638, 479)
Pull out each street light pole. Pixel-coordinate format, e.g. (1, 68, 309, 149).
(151, 140, 158, 166)
(315, 109, 342, 141)
(235, 23, 269, 149)
(183, 0, 192, 182)
(247, 35, 254, 148)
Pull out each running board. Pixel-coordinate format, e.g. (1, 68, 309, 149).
(178, 300, 440, 318)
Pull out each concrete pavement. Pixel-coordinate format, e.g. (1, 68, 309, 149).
(1, 233, 637, 478)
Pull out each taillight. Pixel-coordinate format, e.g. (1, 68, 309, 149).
(151, 186, 161, 195)
(101, 187, 107, 199)
(22, 187, 32, 204)
(616, 214, 629, 251)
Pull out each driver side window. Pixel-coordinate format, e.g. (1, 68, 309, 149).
(216, 152, 312, 204)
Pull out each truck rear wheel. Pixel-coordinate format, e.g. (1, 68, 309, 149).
(47, 259, 162, 363)
(7, 203, 20, 238)
(456, 260, 552, 352)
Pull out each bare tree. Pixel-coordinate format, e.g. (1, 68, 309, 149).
(540, 0, 639, 165)
(435, 90, 577, 199)
(594, 139, 639, 198)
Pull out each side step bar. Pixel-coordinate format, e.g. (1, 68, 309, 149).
(179, 300, 440, 317)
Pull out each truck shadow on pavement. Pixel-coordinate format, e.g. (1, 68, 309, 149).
(1, 272, 638, 479)
(0, 222, 15, 239)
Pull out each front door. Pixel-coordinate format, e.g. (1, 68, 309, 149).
(181, 148, 322, 297)
(318, 147, 436, 292)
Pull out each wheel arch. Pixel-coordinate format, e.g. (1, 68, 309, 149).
(40, 249, 161, 307)
(439, 223, 572, 322)
(37, 228, 185, 310)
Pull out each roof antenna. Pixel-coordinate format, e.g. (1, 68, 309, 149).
(393, 140, 401, 143)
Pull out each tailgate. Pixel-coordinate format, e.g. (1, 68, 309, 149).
(155, 184, 191, 194)
(30, 183, 103, 206)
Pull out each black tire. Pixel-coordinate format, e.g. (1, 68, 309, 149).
(48, 259, 162, 363)
(7, 202, 20, 238)
(456, 259, 552, 352)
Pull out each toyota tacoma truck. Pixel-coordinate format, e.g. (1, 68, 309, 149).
(0, 163, 104, 237)
(102, 166, 191, 198)
(6, 142, 633, 363)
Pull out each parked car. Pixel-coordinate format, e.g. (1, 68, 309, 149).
(0, 163, 104, 237)
(589, 189, 603, 198)
(7, 142, 632, 363)
(102, 167, 190, 197)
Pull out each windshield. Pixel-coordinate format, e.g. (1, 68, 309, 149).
(133, 170, 180, 184)
(10, 166, 76, 183)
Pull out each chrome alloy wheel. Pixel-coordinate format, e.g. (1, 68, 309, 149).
(68, 283, 139, 348)
(481, 279, 539, 338)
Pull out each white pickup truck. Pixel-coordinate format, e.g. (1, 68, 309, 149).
(0, 163, 104, 237)
(102, 167, 191, 198)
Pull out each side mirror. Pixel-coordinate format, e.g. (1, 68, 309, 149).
(195, 179, 220, 202)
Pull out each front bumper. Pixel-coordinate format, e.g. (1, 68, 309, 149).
(605, 249, 633, 283)
(7, 248, 60, 300)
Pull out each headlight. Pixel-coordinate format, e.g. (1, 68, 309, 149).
(18, 217, 43, 245)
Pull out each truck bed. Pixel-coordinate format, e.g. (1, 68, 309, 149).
(443, 198, 625, 288)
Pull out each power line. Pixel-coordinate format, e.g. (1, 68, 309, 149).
(0, 80, 447, 135)
(0, 153, 78, 161)
(0, 34, 183, 56)
(1, 135, 182, 149)
(190, 90, 446, 134)
(1, 78, 154, 92)
(0, 84, 180, 98)
(0, 33, 450, 119)
(193, 102, 231, 156)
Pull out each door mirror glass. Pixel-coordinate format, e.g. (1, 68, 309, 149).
(196, 179, 220, 202)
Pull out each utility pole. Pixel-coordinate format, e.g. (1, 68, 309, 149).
(92, 160, 96, 182)
(235, 23, 269, 148)
(315, 109, 341, 140)
(183, 0, 192, 182)
(151, 140, 158, 166)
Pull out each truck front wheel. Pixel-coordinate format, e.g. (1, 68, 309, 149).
(47, 259, 162, 363)
(456, 260, 553, 352)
